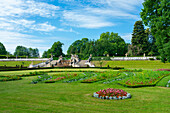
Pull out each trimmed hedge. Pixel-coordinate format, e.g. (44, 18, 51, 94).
(0, 55, 38, 59)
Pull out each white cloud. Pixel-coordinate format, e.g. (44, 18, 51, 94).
(0, 0, 60, 17)
(31, 22, 56, 32)
(63, 11, 114, 28)
(0, 30, 49, 56)
(91, 0, 144, 11)
(85, 7, 139, 20)
(0, 0, 60, 33)
(57, 28, 79, 34)
(61, 0, 143, 28)
(0, 18, 56, 32)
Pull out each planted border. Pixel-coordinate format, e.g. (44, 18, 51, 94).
(118, 71, 170, 88)
(93, 88, 131, 100)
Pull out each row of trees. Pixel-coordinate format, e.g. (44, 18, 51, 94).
(0, 43, 39, 58)
(67, 32, 128, 58)
(14, 46, 39, 57)
(140, 0, 170, 62)
(1, 0, 169, 62)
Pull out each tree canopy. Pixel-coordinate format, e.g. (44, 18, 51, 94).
(140, 0, 170, 62)
(14, 46, 39, 57)
(42, 41, 63, 58)
(131, 21, 148, 55)
(67, 32, 128, 58)
(0, 42, 7, 55)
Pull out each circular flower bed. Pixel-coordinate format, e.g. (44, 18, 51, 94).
(93, 88, 131, 100)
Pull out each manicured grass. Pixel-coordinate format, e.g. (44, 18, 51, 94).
(156, 75, 170, 87)
(0, 61, 43, 67)
(0, 76, 170, 113)
(0, 68, 116, 76)
(102, 60, 170, 70)
(1, 68, 170, 112)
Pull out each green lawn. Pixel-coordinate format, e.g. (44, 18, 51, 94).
(0, 75, 170, 113)
(100, 60, 170, 70)
(0, 61, 43, 67)
(0, 68, 115, 76)
(157, 75, 170, 87)
(0, 60, 170, 113)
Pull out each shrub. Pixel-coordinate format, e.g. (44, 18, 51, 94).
(149, 58, 155, 60)
(0, 76, 22, 82)
(156, 56, 161, 60)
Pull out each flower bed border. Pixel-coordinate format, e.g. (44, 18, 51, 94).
(92, 88, 131, 100)
(118, 74, 170, 88)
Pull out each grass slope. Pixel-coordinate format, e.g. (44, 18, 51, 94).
(0, 61, 43, 67)
(0, 76, 170, 113)
(156, 75, 170, 87)
(0, 68, 116, 76)
(104, 60, 170, 70)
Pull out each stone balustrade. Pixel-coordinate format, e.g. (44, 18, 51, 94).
(0, 58, 49, 61)
(110, 57, 156, 61)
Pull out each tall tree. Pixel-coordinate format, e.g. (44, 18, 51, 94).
(42, 51, 48, 58)
(51, 41, 64, 57)
(14, 46, 29, 56)
(131, 21, 148, 55)
(42, 41, 64, 58)
(28, 48, 39, 57)
(0, 42, 7, 55)
(140, 0, 170, 62)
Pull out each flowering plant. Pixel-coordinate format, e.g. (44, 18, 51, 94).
(93, 88, 131, 100)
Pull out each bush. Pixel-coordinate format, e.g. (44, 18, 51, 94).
(92, 57, 101, 61)
(102, 57, 111, 61)
(149, 58, 154, 60)
(0, 76, 22, 82)
(156, 56, 161, 60)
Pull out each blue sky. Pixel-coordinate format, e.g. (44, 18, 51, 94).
(0, 0, 144, 56)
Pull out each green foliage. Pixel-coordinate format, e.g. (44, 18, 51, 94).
(31, 74, 52, 84)
(145, 28, 159, 55)
(156, 75, 170, 87)
(149, 58, 155, 60)
(67, 32, 128, 58)
(14, 46, 29, 56)
(0, 75, 21, 82)
(42, 41, 63, 58)
(131, 21, 148, 55)
(105, 60, 170, 70)
(0, 42, 7, 55)
(148, 51, 154, 56)
(140, 0, 170, 62)
(14, 46, 39, 57)
(104, 51, 108, 56)
(1, 74, 170, 113)
(118, 71, 170, 87)
(156, 56, 161, 60)
(28, 48, 39, 57)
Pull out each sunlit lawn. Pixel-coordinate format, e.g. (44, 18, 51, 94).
(0, 61, 43, 67)
(93, 60, 170, 70)
(0, 69, 170, 113)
